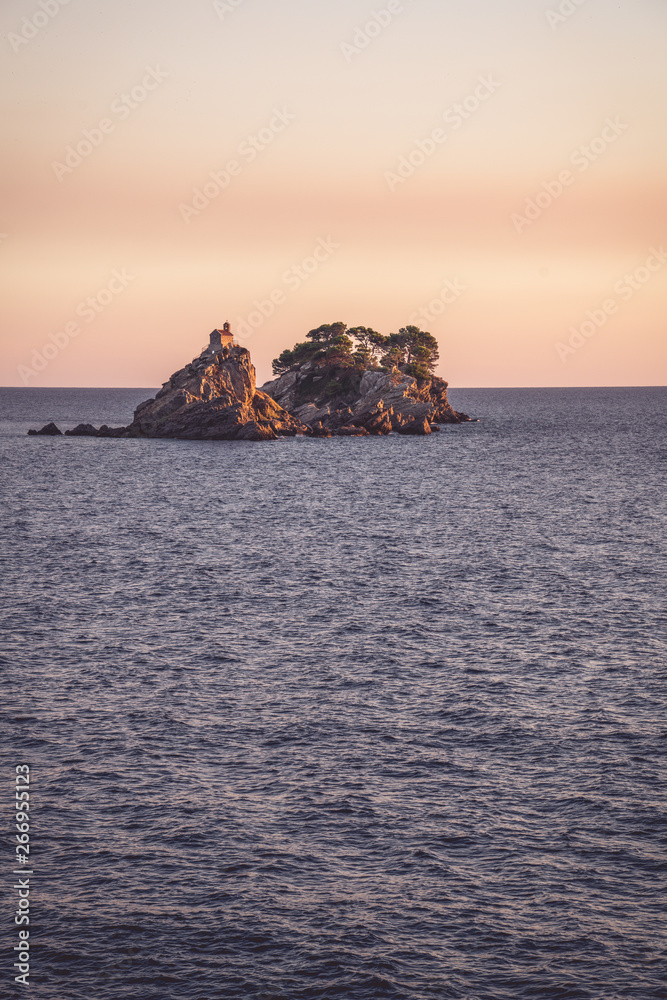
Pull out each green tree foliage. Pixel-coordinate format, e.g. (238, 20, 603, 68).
(401, 326, 440, 372)
(380, 343, 405, 370)
(306, 322, 348, 343)
(272, 323, 439, 379)
(352, 344, 374, 367)
(272, 348, 296, 375)
(327, 334, 354, 363)
(348, 327, 388, 365)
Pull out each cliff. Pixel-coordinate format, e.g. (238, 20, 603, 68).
(260, 362, 470, 437)
(123, 345, 305, 440)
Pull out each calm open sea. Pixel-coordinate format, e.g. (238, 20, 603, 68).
(1, 386, 665, 1000)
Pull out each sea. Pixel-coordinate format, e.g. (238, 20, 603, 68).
(1, 386, 665, 1000)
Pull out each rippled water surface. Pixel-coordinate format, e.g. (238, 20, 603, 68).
(1, 386, 666, 1000)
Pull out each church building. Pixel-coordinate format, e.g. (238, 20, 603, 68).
(209, 322, 234, 352)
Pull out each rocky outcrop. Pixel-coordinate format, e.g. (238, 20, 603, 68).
(65, 423, 128, 437)
(29, 346, 307, 441)
(260, 363, 470, 436)
(27, 421, 62, 436)
(28, 343, 471, 441)
(123, 346, 306, 440)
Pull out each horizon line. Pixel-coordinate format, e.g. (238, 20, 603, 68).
(2, 384, 665, 391)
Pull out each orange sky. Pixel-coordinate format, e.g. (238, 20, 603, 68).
(1, 0, 666, 387)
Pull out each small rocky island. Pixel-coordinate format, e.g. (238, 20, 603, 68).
(29, 322, 470, 440)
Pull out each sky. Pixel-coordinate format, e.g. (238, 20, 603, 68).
(1, 0, 666, 388)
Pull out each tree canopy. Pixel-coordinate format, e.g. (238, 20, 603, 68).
(272, 323, 439, 380)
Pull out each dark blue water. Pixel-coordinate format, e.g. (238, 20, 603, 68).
(1, 387, 666, 1000)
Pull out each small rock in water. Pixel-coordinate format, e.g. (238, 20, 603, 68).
(65, 424, 98, 436)
(397, 417, 432, 436)
(28, 422, 62, 436)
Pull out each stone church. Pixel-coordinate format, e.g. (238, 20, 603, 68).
(208, 322, 234, 353)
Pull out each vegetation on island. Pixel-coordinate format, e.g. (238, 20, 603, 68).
(272, 322, 440, 382)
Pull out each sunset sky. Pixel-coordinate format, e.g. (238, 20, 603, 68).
(1, 0, 666, 387)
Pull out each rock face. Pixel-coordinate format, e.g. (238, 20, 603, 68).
(260, 364, 471, 436)
(124, 345, 306, 441)
(29, 346, 307, 441)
